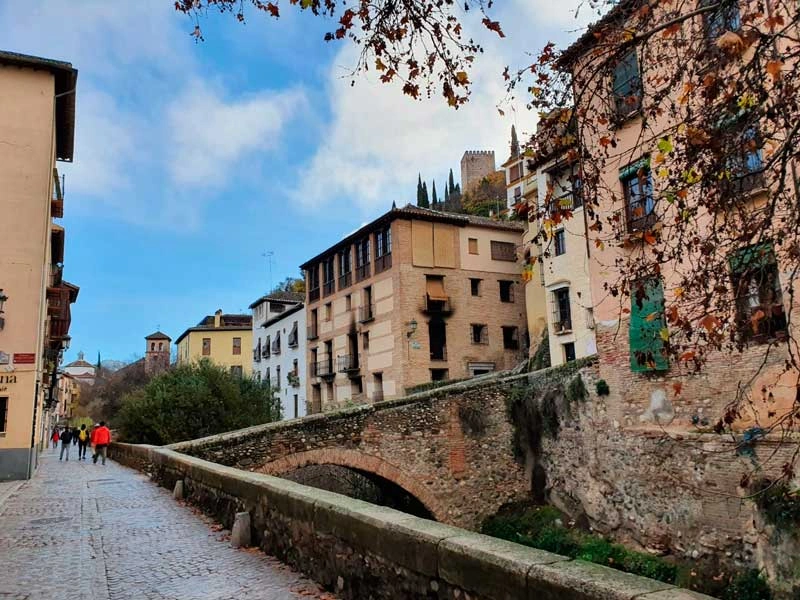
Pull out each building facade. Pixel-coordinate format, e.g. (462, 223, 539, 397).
(0, 51, 79, 480)
(175, 311, 252, 376)
(250, 292, 306, 420)
(512, 117, 597, 366)
(62, 351, 96, 386)
(301, 205, 527, 412)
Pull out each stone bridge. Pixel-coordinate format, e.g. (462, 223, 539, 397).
(170, 361, 592, 529)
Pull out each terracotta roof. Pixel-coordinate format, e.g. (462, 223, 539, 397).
(145, 331, 171, 340)
(248, 291, 305, 309)
(64, 359, 93, 369)
(0, 50, 78, 161)
(299, 204, 523, 269)
(175, 314, 252, 345)
(196, 314, 252, 328)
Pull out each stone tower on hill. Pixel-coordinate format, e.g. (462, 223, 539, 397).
(460, 150, 496, 195)
(145, 331, 171, 376)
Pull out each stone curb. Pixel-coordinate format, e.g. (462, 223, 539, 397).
(110, 442, 716, 600)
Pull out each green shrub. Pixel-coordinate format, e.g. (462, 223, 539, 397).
(565, 375, 587, 405)
(535, 526, 581, 557)
(722, 570, 773, 600)
(754, 479, 800, 530)
(595, 379, 610, 396)
(116, 360, 281, 445)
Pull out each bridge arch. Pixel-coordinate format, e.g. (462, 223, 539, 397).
(257, 449, 446, 522)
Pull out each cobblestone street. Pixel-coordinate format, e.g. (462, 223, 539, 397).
(0, 452, 334, 600)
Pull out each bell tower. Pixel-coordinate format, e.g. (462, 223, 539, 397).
(144, 331, 171, 376)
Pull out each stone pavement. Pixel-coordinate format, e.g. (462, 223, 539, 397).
(0, 450, 335, 600)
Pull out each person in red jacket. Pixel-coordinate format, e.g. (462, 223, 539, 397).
(91, 421, 111, 465)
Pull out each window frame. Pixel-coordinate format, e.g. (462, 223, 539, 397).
(729, 244, 787, 343)
(611, 50, 643, 120)
(499, 280, 515, 303)
(552, 287, 572, 332)
(502, 326, 520, 350)
(620, 159, 656, 233)
(554, 229, 566, 256)
(202, 337, 211, 356)
(232, 337, 242, 355)
(470, 278, 482, 297)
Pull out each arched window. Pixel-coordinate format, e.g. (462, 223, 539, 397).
(158, 342, 163, 351)
(151, 342, 155, 351)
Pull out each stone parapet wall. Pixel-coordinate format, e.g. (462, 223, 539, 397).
(110, 442, 713, 600)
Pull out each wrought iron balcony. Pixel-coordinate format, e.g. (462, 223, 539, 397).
(307, 324, 318, 340)
(337, 354, 360, 374)
(358, 304, 375, 323)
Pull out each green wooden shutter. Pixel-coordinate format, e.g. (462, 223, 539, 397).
(629, 278, 669, 372)
(728, 243, 773, 273)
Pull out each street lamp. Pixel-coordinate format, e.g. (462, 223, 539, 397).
(62, 335, 71, 351)
(406, 319, 418, 338)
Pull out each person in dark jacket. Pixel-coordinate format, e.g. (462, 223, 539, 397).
(72, 428, 79, 445)
(76, 424, 90, 460)
(59, 427, 73, 461)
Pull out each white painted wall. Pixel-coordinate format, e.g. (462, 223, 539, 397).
(251, 301, 307, 420)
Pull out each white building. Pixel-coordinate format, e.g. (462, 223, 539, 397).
(250, 292, 307, 420)
(504, 115, 597, 366)
(62, 351, 96, 386)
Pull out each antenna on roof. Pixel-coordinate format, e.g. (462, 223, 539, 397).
(392, 200, 397, 209)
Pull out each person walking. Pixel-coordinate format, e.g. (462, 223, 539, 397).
(72, 428, 79, 446)
(77, 424, 89, 460)
(59, 427, 73, 461)
(91, 421, 111, 465)
(50, 427, 60, 450)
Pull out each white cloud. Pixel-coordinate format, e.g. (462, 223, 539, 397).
(167, 81, 307, 186)
(292, 1, 562, 214)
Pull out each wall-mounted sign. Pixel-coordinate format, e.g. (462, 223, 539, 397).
(410, 341, 421, 350)
(13, 353, 35, 364)
(0, 351, 9, 365)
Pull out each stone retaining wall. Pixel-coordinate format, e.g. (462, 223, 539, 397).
(110, 442, 712, 600)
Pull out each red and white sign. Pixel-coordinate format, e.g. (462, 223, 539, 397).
(13, 353, 36, 364)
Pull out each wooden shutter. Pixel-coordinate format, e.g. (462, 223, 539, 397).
(629, 278, 669, 372)
(412, 220, 434, 267)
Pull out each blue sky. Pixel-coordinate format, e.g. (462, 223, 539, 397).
(0, 0, 592, 363)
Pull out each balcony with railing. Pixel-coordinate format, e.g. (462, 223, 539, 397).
(338, 271, 352, 290)
(358, 303, 375, 323)
(288, 328, 298, 348)
(271, 338, 281, 355)
(323, 279, 335, 297)
(309, 287, 320, 302)
(337, 354, 360, 374)
(312, 359, 335, 379)
(422, 295, 453, 315)
(355, 263, 371, 282)
(52, 170, 64, 219)
(374, 253, 392, 274)
(307, 323, 319, 340)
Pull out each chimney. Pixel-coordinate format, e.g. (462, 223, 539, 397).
(214, 309, 222, 328)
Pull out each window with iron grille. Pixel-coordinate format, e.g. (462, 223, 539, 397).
(620, 159, 655, 232)
(729, 244, 787, 342)
(471, 324, 488, 344)
(491, 241, 517, 262)
(612, 50, 642, 118)
(232, 337, 241, 355)
(230, 366, 243, 378)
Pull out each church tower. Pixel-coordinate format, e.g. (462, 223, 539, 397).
(145, 331, 171, 376)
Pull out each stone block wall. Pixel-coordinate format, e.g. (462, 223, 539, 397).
(109, 443, 713, 600)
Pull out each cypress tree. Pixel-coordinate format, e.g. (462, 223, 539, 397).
(448, 169, 456, 195)
(416, 174, 424, 206)
(431, 181, 438, 206)
(510, 124, 520, 158)
(420, 181, 430, 208)
(444, 184, 450, 204)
